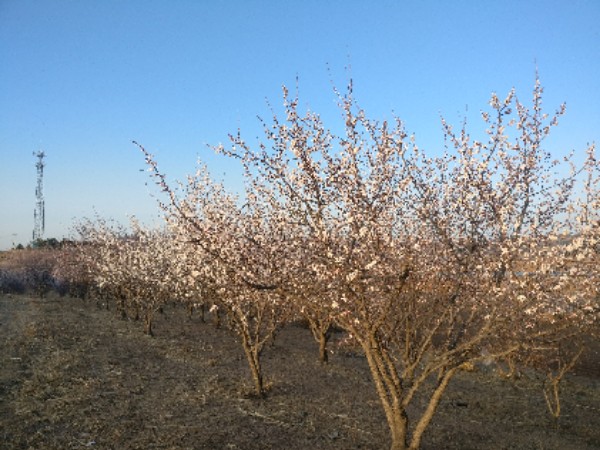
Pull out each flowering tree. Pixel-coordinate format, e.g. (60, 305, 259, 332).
(214, 79, 598, 449)
(404, 79, 598, 427)
(75, 218, 177, 336)
(52, 240, 97, 299)
(136, 153, 291, 396)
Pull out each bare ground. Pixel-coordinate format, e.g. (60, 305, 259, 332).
(1, 294, 599, 450)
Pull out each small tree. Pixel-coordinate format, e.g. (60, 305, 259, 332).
(137, 152, 290, 396)
(52, 240, 94, 298)
(75, 218, 132, 316)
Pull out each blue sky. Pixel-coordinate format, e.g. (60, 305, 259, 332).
(1, 0, 599, 249)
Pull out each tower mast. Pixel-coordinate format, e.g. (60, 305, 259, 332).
(33, 150, 45, 242)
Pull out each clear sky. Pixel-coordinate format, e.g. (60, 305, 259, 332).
(1, 0, 599, 250)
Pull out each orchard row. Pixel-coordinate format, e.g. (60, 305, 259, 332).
(54, 79, 600, 450)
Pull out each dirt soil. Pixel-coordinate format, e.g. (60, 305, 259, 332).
(1, 294, 599, 450)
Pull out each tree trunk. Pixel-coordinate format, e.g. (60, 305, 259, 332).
(118, 297, 127, 319)
(212, 310, 221, 328)
(307, 317, 332, 363)
(362, 341, 409, 450)
(144, 311, 154, 337)
(408, 367, 457, 449)
(318, 332, 329, 363)
(388, 400, 409, 450)
(241, 333, 264, 397)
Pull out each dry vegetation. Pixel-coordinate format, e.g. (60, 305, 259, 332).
(1, 293, 599, 450)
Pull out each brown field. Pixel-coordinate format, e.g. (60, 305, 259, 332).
(1, 294, 599, 450)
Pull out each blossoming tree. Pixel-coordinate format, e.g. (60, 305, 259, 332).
(135, 154, 292, 396)
(213, 78, 598, 450)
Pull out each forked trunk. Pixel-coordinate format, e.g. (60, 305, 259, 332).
(318, 332, 329, 363)
(362, 342, 409, 450)
(363, 338, 458, 450)
(389, 401, 409, 450)
(241, 333, 265, 397)
(308, 318, 332, 363)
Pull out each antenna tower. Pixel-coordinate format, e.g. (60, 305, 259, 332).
(33, 150, 46, 242)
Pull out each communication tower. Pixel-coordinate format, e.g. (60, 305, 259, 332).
(33, 150, 46, 242)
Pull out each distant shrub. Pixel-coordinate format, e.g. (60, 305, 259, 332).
(0, 248, 58, 297)
(0, 269, 26, 294)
